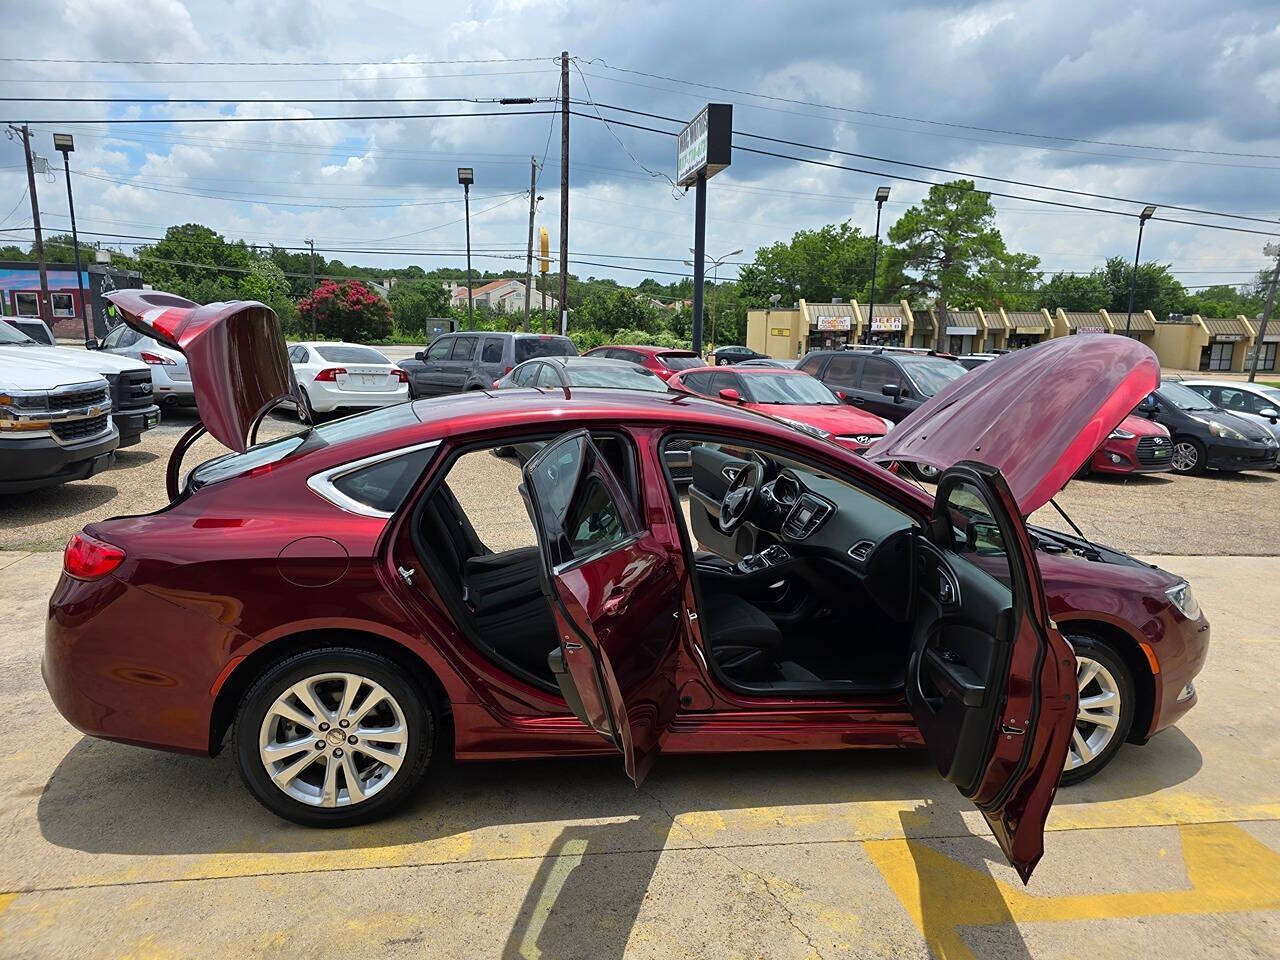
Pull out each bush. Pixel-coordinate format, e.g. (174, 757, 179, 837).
(298, 279, 392, 343)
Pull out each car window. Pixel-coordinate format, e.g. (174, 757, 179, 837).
(315, 345, 389, 364)
(101, 325, 125, 349)
(822, 354, 862, 388)
(450, 336, 479, 361)
(657, 352, 702, 371)
(331, 446, 438, 515)
(741, 373, 838, 405)
(480, 337, 504, 364)
(707, 372, 741, 395)
(941, 478, 1012, 592)
(1243, 391, 1276, 415)
(797, 355, 823, 376)
(288, 345, 305, 363)
(899, 357, 966, 397)
(119, 327, 142, 348)
(563, 364, 667, 391)
(1159, 381, 1216, 411)
(680, 372, 712, 396)
(426, 337, 453, 361)
(536, 364, 563, 387)
(859, 357, 903, 393)
(515, 336, 576, 363)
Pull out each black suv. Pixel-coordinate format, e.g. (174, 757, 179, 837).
(1135, 379, 1277, 474)
(797, 348, 967, 422)
(398, 331, 576, 396)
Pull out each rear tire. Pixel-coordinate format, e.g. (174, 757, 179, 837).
(1171, 437, 1206, 474)
(1059, 634, 1135, 785)
(298, 388, 315, 423)
(233, 646, 436, 827)
(909, 463, 940, 482)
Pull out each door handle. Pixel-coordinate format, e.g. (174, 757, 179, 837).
(850, 396, 865, 404)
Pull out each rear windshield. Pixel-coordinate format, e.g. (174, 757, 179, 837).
(658, 352, 702, 371)
(189, 404, 420, 489)
(515, 336, 577, 363)
(563, 365, 669, 391)
(314, 344, 389, 364)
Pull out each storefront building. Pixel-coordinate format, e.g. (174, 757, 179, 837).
(1054, 309, 1113, 338)
(1150, 314, 1262, 373)
(0, 261, 144, 339)
(935, 309, 983, 355)
(745, 306, 804, 360)
(1003, 310, 1054, 349)
(856, 301, 912, 347)
(977, 307, 1009, 352)
(1100, 308, 1157, 343)
(908, 305, 935, 348)
(802, 301, 860, 352)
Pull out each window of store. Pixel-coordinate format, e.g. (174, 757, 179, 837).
(51, 293, 75, 317)
(1255, 342, 1277, 372)
(14, 292, 39, 316)
(1200, 341, 1235, 372)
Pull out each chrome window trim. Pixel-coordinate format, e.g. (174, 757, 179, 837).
(306, 439, 441, 519)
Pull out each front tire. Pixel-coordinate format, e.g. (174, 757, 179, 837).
(1170, 437, 1206, 474)
(233, 647, 435, 827)
(1060, 634, 1134, 785)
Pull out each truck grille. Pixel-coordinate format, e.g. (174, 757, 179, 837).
(106, 370, 154, 411)
(51, 384, 110, 410)
(1136, 436, 1172, 465)
(52, 413, 110, 443)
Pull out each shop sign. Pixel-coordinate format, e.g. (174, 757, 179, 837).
(1214, 334, 1244, 342)
(815, 316, 852, 331)
(769, 327, 790, 337)
(871, 317, 903, 332)
(945, 325, 978, 336)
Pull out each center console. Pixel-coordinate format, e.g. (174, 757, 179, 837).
(737, 544, 791, 574)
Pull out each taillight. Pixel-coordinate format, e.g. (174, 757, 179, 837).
(139, 351, 176, 366)
(393, 369, 408, 383)
(504, 366, 513, 374)
(314, 367, 346, 382)
(64, 531, 125, 580)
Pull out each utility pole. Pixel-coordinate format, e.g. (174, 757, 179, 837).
(1125, 205, 1157, 337)
(558, 50, 570, 335)
(1249, 242, 1280, 383)
(9, 123, 51, 327)
(306, 238, 316, 337)
(864, 186, 891, 345)
(523, 155, 537, 332)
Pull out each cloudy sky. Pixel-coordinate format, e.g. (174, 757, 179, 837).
(2, 0, 1278, 295)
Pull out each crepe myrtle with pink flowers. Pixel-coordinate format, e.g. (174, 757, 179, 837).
(299, 279, 392, 342)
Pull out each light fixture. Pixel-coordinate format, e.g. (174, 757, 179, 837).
(457, 167, 474, 185)
(875, 186, 891, 203)
(1140, 204, 1156, 221)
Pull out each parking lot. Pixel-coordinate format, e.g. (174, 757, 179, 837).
(2, 408, 1279, 958)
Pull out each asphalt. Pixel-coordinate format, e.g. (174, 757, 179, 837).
(1, 551, 1278, 959)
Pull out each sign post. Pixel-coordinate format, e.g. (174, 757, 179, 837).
(677, 104, 732, 355)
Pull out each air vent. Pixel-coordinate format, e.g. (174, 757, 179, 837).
(848, 540, 874, 563)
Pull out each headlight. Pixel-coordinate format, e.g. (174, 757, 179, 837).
(1108, 426, 1135, 440)
(1195, 417, 1247, 441)
(880, 417, 895, 433)
(776, 417, 831, 440)
(0, 391, 52, 431)
(1165, 581, 1200, 620)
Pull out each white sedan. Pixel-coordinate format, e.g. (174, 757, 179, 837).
(287, 342, 409, 417)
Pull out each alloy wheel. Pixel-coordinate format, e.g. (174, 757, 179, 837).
(1171, 441, 1199, 472)
(1065, 656, 1122, 772)
(258, 672, 408, 807)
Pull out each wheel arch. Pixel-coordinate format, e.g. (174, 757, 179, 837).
(208, 627, 452, 756)
(1055, 616, 1155, 745)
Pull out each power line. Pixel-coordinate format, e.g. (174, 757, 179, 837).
(3, 107, 558, 125)
(579, 57, 1280, 161)
(1, 95, 557, 105)
(0, 55, 555, 67)
(0, 67, 557, 86)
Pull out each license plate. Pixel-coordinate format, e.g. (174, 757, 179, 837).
(1153, 448, 1168, 457)
(146, 412, 160, 427)
(358, 375, 376, 386)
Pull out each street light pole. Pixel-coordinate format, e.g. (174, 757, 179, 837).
(1125, 205, 1157, 338)
(1249, 241, 1280, 383)
(864, 186, 891, 345)
(52, 133, 91, 346)
(458, 167, 474, 331)
(686, 247, 741, 351)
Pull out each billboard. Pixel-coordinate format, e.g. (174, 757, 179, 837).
(676, 104, 733, 187)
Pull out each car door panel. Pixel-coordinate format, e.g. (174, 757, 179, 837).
(909, 461, 1075, 883)
(522, 430, 684, 784)
(687, 444, 754, 560)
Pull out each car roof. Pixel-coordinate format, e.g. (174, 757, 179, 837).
(595, 344, 695, 356)
(543, 356, 646, 368)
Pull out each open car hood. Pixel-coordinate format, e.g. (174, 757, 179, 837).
(105, 289, 297, 453)
(866, 336, 1159, 514)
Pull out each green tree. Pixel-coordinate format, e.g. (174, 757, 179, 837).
(575, 288, 664, 336)
(237, 259, 290, 305)
(1180, 283, 1265, 319)
(886, 179, 1035, 322)
(736, 222, 879, 307)
(388, 279, 452, 338)
(299, 279, 392, 342)
(1036, 271, 1110, 311)
(1101, 257, 1186, 322)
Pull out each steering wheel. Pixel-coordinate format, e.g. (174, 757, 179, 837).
(719, 461, 763, 533)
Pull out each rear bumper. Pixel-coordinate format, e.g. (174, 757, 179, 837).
(1205, 439, 1277, 471)
(112, 404, 162, 447)
(0, 429, 119, 493)
(150, 366, 195, 403)
(309, 384, 409, 413)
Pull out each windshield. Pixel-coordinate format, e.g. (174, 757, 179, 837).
(899, 357, 967, 396)
(658, 352, 702, 371)
(0, 321, 36, 345)
(1260, 388, 1280, 407)
(314, 344, 389, 364)
(741, 373, 838, 405)
(515, 336, 576, 363)
(564, 364, 668, 391)
(1158, 381, 1216, 411)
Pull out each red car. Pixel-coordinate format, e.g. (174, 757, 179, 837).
(667, 365, 891, 452)
(44, 292, 1209, 884)
(1085, 414, 1173, 476)
(582, 344, 703, 381)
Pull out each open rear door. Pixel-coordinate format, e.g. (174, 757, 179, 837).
(910, 461, 1075, 883)
(521, 430, 684, 784)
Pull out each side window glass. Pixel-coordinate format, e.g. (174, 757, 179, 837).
(798, 355, 823, 375)
(1247, 392, 1274, 414)
(941, 479, 1011, 591)
(824, 354, 862, 388)
(451, 336, 479, 361)
(481, 338, 504, 364)
(330, 446, 437, 515)
(861, 358, 901, 392)
(526, 434, 638, 568)
(536, 364, 562, 387)
(708, 372, 740, 394)
(682, 373, 711, 395)
(426, 337, 453, 361)
(102, 325, 124, 349)
(119, 328, 141, 347)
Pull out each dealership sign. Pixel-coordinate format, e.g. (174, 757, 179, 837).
(677, 104, 733, 187)
(871, 317, 903, 332)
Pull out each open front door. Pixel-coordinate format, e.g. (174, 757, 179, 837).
(909, 461, 1075, 883)
(522, 430, 684, 784)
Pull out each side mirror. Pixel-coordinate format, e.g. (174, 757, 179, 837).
(84, 338, 100, 350)
(1259, 407, 1279, 422)
(835, 390, 847, 401)
(414, 351, 425, 361)
(1137, 397, 1159, 415)
(881, 384, 904, 402)
(718, 388, 742, 403)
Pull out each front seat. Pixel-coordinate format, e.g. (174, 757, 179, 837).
(700, 593, 783, 681)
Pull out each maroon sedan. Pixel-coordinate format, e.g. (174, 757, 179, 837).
(582, 344, 703, 381)
(43, 291, 1208, 883)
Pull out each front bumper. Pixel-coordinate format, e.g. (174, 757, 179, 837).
(0, 428, 119, 493)
(1090, 445, 1171, 474)
(112, 404, 162, 447)
(1147, 607, 1211, 739)
(1205, 438, 1278, 471)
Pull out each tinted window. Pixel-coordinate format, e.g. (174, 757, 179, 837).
(315, 345, 390, 364)
(860, 357, 903, 393)
(822, 354, 862, 387)
(658, 352, 702, 371)
(480, 337, 504, 363)
(450, 336, 479, 361)
(681, 372, 713, 396)
(515, 336, 576, 363)
(797, 354, 824, 375)
(426, 337, 452, 360)
(741, 373, 838, 405)
(101, 325, 125, 349)
(708, 372, 741, 395)
(563, 364, 667, 391)
(511, 363, 537, 386)
(331, 446, 437, 514)
(942, 478, 1012, 592)
(899, 357, 965, 397)
(0, 321, 33, 344)
(118, 327, 142, 347)
(527, 434, 637, 567)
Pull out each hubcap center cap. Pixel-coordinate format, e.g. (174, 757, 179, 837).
(325, 728, 346, 746)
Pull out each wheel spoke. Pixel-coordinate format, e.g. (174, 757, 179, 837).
(271, 748, 321, 788)
(354, 741, 404, 773)
(290, 679, 333, 727)
(348, 682, 392, 726)
(340, 752, 366, 803)
(358, 722, 406, 745)
(1079, 689, 1118, 710)
(1072, 726, 1095, 763)
(320, 754, 339, 808)
(1076, 659, 1100, 692)
(336, 674, 362, 725)
(1079, 707, 1120, 729)
(261, 737, 315, 761)
(268, 699, 319, 732)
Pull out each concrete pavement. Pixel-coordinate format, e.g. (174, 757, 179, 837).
(1, 552, 1278, 958)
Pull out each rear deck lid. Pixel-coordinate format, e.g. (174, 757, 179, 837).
(105, 289, 296, 452)
(866, 336, 1159, 514)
